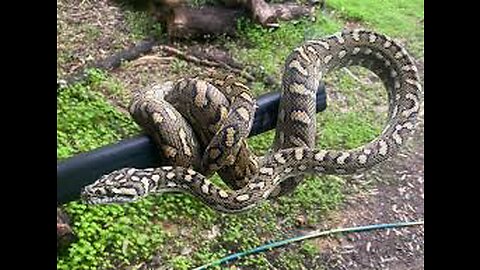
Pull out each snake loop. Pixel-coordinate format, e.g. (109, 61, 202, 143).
(82, 29, 421, 213)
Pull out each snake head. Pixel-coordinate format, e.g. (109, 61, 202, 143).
(81, 168, 147, 205)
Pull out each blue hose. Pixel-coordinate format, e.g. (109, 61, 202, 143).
(193, 220, 424, 270)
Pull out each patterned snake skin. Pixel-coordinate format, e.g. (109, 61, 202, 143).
(128, 74, 261, 191)
(81, 29, 421, 213)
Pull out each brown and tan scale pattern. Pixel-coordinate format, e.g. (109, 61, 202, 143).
(82, 29, 421, 213)
(165, 75, 259, 188)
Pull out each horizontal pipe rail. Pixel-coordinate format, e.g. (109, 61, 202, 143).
(57, 84, 327, 203)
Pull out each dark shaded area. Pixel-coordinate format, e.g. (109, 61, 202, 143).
(166, 6, 245, 38)
(57, 207, 76, 251)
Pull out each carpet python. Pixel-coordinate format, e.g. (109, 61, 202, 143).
(82, 29, 421, 213)
(128, 73, 260, 191)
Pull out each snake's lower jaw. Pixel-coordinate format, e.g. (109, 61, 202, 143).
(81, 188, 139, 205)
(81, 195, 138, 205)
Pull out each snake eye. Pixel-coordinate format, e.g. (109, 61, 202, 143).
(94, 189, 104, 195)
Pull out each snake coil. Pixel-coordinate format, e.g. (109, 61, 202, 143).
(82, 29, 421, 213)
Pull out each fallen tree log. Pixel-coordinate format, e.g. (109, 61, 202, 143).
(164, 0, 317, 38)
(230, 0, 315, 26)
(166, 6, 244, 38)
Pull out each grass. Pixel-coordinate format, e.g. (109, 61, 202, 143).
(57, 0, 423, 269)
(123, 9, 164, 40)
(326, 0, 424, 56)
(57, 69, 139, 159)
(327, 0, 424, 36)
(229, 15, 342, 82)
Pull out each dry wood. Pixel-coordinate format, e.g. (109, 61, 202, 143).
(166, 6, 244, 38)
(164, 0, 315, 38)
(158, 45, 256, 81)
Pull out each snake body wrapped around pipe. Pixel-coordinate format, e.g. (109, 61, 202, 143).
(81, 29, 421, 213)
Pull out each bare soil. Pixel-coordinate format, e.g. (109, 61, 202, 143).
(296, 59, 424, 270)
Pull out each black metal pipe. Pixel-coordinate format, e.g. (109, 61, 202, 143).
(57, 83, 327, 203)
